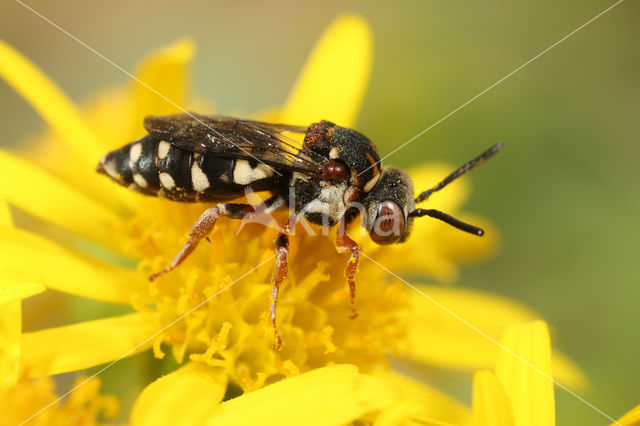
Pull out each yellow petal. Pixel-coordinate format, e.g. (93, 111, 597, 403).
(205, 365, 399, 425)
(0, 272, 45, 387)
(375, 370, 470, 426)
(0, 300, 21, 388)
(496, 321, 555, 426)
(131, 362, 227, 426)
(0, 198, 11, 227)
(471, 370, 514, 426)
(0, 39, 105, 164)
(549, 352, 587, 394)
(402, 285, 585, 390)
(0, 270, 46, 305)
(21, 312, 155, 377)
(132, 38, 196, 135)
(0, 40, 138, 213)
(615, 403, 640, 426)
(0, 227, 146, 305)
(0, 150, 126, 251)
(404, 284, 539, 369)
(281, 15, 373, 127)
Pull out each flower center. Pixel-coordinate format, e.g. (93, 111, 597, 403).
(124, 203, 409, 390)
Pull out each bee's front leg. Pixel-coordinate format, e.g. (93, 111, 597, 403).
(149, 203, 255, 281)
(335, 233, 360, 319)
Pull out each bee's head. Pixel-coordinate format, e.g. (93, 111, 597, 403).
(362, 167, 416, 245)
(361, 143, 504, 246)
(361, 165, 487, 246)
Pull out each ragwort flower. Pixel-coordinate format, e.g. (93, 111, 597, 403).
(1, 14, 584, 423)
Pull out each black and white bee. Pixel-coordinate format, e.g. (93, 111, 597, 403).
(97, 113, 502, 347)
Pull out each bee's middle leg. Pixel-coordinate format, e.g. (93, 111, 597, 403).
(271, 218, 292, 349)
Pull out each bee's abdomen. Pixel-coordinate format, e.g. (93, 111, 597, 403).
(98, 136, 283, 202)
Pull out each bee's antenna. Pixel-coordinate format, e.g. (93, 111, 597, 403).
(415, 142, 503, 204)
(408, 208, 484, 236)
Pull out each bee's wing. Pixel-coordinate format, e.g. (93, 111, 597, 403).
(143, 113, 326, 175)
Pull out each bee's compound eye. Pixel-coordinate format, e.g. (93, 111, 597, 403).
(371, 200, 404, 245)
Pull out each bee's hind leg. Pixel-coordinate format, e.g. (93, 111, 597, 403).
(148, 203, 256, 281)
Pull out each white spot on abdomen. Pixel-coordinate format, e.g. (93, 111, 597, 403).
(159, 172, 176, 190)
(129, 143, 142, 164)
(158, 141, 170, 160)
(191, 162, 209, 191)
(101, 155, 118, 179)
(233, 160, 274, 185)
(133, 173, 148, 188)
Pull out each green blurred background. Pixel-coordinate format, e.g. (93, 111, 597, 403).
(1, 0, 638, 424)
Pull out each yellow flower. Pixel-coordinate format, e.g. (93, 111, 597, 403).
(0, 14, 584, 423)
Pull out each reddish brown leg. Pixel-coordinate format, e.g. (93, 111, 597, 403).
(149, 203, 255, 281)
(271, 222, 290, 349)
(336, 233, 360, 319)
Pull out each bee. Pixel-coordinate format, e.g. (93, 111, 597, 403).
(97, 113, 502, 347)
